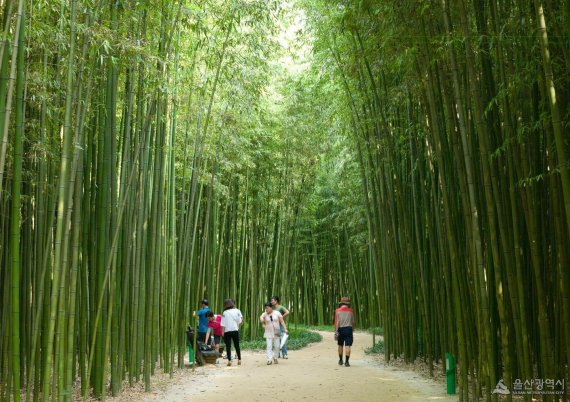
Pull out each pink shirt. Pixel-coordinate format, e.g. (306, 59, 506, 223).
(208, 314, 223, 336)
(260, 311, 283, 339)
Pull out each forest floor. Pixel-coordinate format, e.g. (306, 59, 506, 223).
(104, 330, 458, 402)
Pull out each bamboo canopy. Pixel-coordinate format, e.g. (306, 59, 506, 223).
(0, 0, 568, 401)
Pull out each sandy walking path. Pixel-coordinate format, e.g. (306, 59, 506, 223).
(119, 331, 457, 402)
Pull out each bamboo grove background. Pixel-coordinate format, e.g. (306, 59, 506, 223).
(0, 0, 371, 400)
(0, 0, 568, 401)
(303, 0, 570, 400)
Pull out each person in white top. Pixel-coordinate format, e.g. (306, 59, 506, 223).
(260, 302, 288, 365)
(221, 299, 243, 366)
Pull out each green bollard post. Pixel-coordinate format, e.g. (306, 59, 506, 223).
(188, 344, 195, 365)
(445, 353, 456, 394)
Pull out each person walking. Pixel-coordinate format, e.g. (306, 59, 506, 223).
(204, 311, 223, 352)
(260, 302, 288, 365)
(334, 296, 355, 367)
(221, 298, 243, 366)
(270, 296, 290, 359)
(194, 299, 211, 343)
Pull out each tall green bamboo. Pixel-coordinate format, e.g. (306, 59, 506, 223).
(1, 1, 568, 401)
(8, 3, 25, 401)
(0, 0, 23, 200)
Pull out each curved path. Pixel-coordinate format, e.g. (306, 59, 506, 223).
(114, 331, 456, 402)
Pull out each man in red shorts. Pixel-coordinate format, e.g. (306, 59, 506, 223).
(334, 296, 355, 367)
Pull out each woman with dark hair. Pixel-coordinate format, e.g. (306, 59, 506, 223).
(221, 298, 243, 366)
(260, 302, 288, 365)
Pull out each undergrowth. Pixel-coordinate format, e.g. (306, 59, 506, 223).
(365, 339, 385, 354)
(240, 327, 322, 350)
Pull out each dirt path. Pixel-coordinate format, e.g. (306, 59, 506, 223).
(112, 331, 457, 402)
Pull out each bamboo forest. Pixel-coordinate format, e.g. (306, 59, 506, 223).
(0, 0, 568, 400)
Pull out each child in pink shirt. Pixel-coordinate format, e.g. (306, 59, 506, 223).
(205, 311, 223, 352)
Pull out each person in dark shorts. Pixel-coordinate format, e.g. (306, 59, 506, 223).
(334, 296, 355, 367)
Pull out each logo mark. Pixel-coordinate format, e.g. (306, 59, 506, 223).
(492, 379, 510, 395)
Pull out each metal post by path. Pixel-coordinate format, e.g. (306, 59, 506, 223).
(446, 353, 456, 394)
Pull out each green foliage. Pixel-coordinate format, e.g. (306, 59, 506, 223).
(304, 324, 335, 332)
(239, 338, 267, 350)
(2, 0, 569, 400)
(286, 329, 322, 350)
(365, 340, 384, 355)
(240, 328, 322, 351)
(302, 0, 570, 399)
(367, 326, 383, 336)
